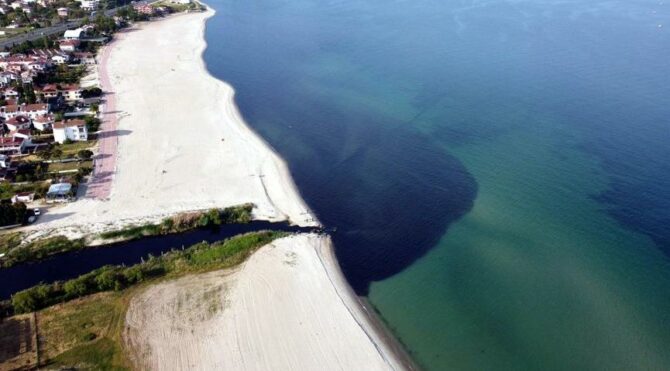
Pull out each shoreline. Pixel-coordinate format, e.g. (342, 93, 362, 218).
(22, 10, 318, 242)
(124, 233, 413, 370)
(193, 8, 414, 369)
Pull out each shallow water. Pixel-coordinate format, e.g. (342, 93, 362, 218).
(203, 0, 670, 369)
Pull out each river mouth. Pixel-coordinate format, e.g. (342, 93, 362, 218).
(0, 221, 315, 300)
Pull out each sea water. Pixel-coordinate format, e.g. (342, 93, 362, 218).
(203, 0, 670, 369)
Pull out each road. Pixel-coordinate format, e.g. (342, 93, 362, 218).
(0, 7, 120, 50)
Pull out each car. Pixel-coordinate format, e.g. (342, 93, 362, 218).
(33, 208, 41, 216)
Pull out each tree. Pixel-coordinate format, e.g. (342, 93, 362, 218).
(63, 279, 88, 298)
(77, 149, 94, 160)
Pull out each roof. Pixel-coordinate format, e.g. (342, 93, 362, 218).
(0, 137, 23, 147)
(2, 103, 48, 113)
(6, 115, 30, 125)
(47, 182, 71, 195)
(53, 119, 86, 129)
(11, 129, 31, 137)
(60, 39, 81, 46)
(63, 29, 83, 39)
(34, 114, 53, 123)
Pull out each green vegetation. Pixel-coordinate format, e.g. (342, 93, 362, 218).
(8, 230, 287, 315)
(38, 291, 131, 370)
(99, 204, 254, 240)
(84, 116, 101, 132)
(0, 231, 22, 255)
(0, 204, 254, 268)
(0, 201, 27, 227)
(0, 236, 86, 268)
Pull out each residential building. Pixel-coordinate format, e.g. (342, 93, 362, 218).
(46, 182, 72, 203)
(10, 129, 32, 146)
(51, 54, 69, 64)
(76, 0, 98, 11)
(60, 84, 82, 101)
(74, 52, 95, 65)
(53, 119, 87, 143)
(0, 136, 25, 154)
(56, 7, 67, 16)
(63, 28, 83, 40)
(5, 115, 30, 131)
(12, 192, 34, 203)
(1, 103, 49, 120)
(133, 1, 154, 15)
(59, 39, 80, 52)
(32, 114, 53, 131)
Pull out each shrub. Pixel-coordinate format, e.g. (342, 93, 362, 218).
(78, 149, 94, 160)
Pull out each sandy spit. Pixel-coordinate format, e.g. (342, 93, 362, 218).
(24, 9, 317, 240)
(124, 234, 409, 371)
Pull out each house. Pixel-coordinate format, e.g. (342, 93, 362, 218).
(60, 84, 82, 101)
(5, 115, 30, 131)
(63, 28, 83, 40)
(35, 83, 58, 99)
(46, 182, 72, 203)
(12, 192, 34, 203)
(3, 88, 18, 99)
(0, 71, 19, 87)
(73, 52, 95, 65)
(59, 39, 80, 52)
(33, 114, 53, 131)
(76, 0, 98, 11)
(0, 136, 25, 154)
(11, 129, 32, 144)
(51, 54, 69, 64)
(133, 1, 154, 15)
(53, 119, 87, 143)
(56, 7, 67, 16)
(0, 103, 49, 119)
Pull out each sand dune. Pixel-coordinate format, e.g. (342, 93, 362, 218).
(124, 234, 406, 371)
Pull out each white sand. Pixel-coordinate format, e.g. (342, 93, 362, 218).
(25, 10, 316, 239)
(124, 234, 407, 371)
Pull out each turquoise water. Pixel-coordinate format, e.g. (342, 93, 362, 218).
(204, 0, 670, 369)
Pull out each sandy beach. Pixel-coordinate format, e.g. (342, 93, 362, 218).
(26, 9, 316, 239)
(124, 234, 407, 371)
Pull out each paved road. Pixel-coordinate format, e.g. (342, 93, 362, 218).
(0, 7, 121, 50)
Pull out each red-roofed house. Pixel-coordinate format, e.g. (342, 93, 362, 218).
(0, 103, 49, 119)
(5, 115, 30, 131)
(33, 114, 54, 131)
(59, 39, 80, 52)
(0, 136, 25, 154)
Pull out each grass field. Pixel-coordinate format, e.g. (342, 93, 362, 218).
(38, 292, 131, 370)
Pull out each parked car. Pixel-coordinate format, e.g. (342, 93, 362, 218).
(33, 208, 40, 216)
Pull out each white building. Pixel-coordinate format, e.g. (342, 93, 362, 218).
(63, 28, 83, 40)
(0, 103, 49, 120)
(76, 0, 98, 11)
(51, 54, 69, 64)
(53, 119, 88, 143)
(170, 0, 191, 3)
(32, 114, 54, 131)
(5, 115, 30, 131)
